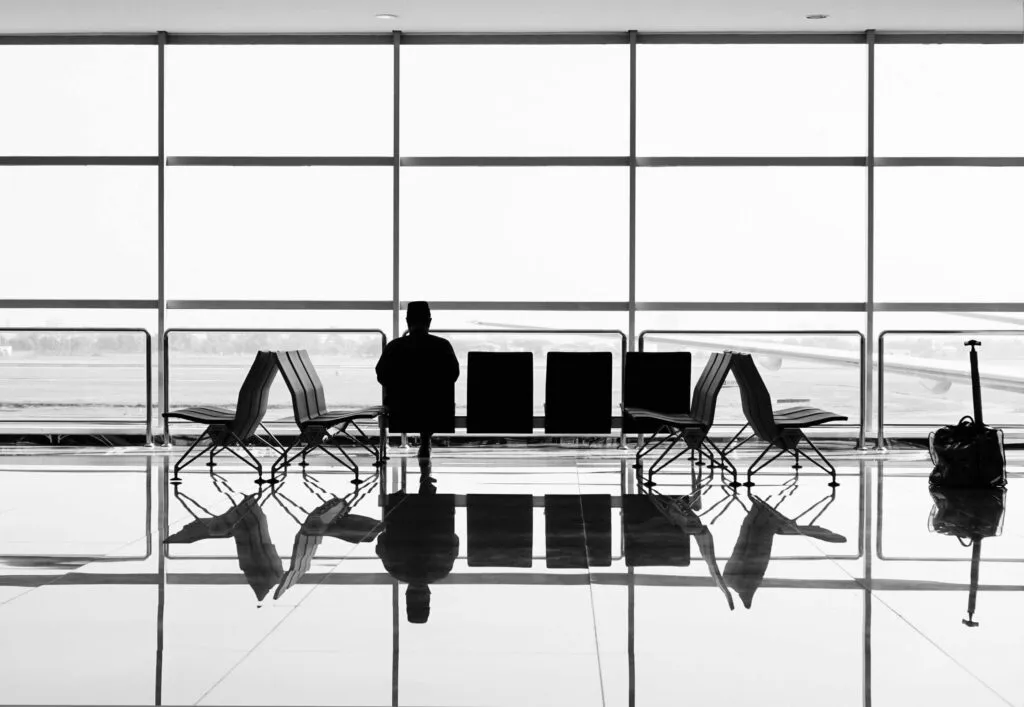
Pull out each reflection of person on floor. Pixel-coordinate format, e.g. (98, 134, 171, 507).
(375, 460, 459, 623)
(375, 301, 460, 458)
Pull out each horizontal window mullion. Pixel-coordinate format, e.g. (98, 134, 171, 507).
(0, 34, 157, 45)
(637, 157, 866, 167)
(166, 300, 393, 310)
(166, 156, 393, 167)
(400, 33, 628, 45)
(639, 32, 865, 44)
(400, 157, 628, 167)
(406, 302, 629, 311)
(875, 157, 1024, 167)
(636, 302, 867, 312)
(165, 33, 392, 45)
(0, 156, 158, 166)
(0, 299, 157, 309)
(875, 303, 1024, 312)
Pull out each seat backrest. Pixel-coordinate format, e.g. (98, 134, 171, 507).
(296, 350, 329, 417)
(228, 350, 279, 439)
(275, 350, 317, 426)
(729, 353, 779, 441)
(689, 351, 734, 428)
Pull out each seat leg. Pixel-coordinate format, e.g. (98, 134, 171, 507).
(745, 444, 788, 487)
(796, 435, 840, 487)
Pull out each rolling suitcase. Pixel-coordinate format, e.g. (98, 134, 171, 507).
(928, 340, 1006, 488)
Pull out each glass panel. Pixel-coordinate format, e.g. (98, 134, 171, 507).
(0, 46, 156, 155)
(166, 167, 392, 300)
(401, 45, 628, 156)
(400, 168, 628, 301)
(875, 168, 1024, 302)
(0, 167, 157, 298)
(636, 167, 865, 302)
(638, 45, 866, 156)
(876, 45, 1024, 156)
(166, 46, 393, 155)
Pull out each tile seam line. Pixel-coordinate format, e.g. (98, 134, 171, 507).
(192, 483, 401, 705)
(576, 457, 608, 707)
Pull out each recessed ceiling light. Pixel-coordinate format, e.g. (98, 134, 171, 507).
(375, 13, 399, 20)
(805, 13, 830, 20)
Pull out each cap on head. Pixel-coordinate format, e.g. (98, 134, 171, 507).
(406, 301, 431, 326)
(406, 584, 431, 623)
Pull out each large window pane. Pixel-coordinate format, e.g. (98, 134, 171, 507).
(638, 45, 866, 156)
(166, 167, 392, 300)
(401, 168, 628, 300)
(875, 168, 1024, 301)
(876, 45, 1024, 156)
(636, 167, 865, 301)
(167, 46, 393, 155)
(401, 46, 628, 156)
(0, 46, 156, 155)
(0, 167, 156, 298)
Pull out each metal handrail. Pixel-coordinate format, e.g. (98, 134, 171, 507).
(638, 329, 867, 447)
(432, 328, 629, 442)
(877, 329, 1024, 448)
(0, 327, 152, 444)
(162, 328, 388, 443)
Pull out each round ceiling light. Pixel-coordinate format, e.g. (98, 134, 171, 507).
(375, 13, 399, 20)
(805, 13, 830, 20)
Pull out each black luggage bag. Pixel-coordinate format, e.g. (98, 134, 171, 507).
(928, 340, 1006, 488)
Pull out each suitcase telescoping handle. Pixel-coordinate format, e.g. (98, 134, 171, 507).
(965, 339, 983, 427)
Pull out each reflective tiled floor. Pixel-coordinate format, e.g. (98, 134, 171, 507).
(0, 447, 1020, 706)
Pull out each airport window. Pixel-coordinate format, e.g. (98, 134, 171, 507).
(876, 44, 1024, 156)
(165, 166, 393, 300)
(166, 46, 393, 156)
(637, 45, 866, 156)
(874, 167, 1024, 302)
(635, 167, 866, 302)
(400, 45, 629, 156)
(0, 167, 157, 298)
(399, 167, 629, 301)
(0, 46, 156, 155)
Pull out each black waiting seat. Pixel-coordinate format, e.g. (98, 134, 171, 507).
(164, 350, 280, 481)
(625, 351, 736, 486)
(466, 352, 534, 434)
(544, 352, 613, 434)
(622, 351, 691, 434)
(728, 352, 847, 486)
(272, 350, 385, 481)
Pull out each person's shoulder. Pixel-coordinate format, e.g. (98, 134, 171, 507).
(426, 332, 454, 347)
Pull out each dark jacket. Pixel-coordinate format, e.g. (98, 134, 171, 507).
(375, 331, 460, 432)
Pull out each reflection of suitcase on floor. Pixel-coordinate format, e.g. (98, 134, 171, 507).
(929, 487, 1005, 627)
(928, 340, 1006, 488)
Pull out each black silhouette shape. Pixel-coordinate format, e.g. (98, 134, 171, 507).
(623, 494, 691, 567)
(164, 350, 281, 483)
(466, 352, 534, 434)
(273, 349, 385, 481)
(272, 475, 384, 600)
(544, 352, 613, 434)
(165, 480, 283, 602)
(929, 487, 1006, 626)
(723, 489, 845, 609)
(467, 494, 533, 568)
(375, 301, 459, 457)
(622, 351, 691, 434)
(727, 352, 847, 487)
(627, 352, 736, 486)
(375, 462, 459, 623)
(544, 495, 612, 568)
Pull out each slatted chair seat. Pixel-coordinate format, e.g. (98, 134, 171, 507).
(728, 352, 847, 487)
(626, 351, 738, 486)
(272, 349, 385, 481)
(164, 350, 282, 483)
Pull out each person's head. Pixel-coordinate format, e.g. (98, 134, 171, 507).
(406, 301, 431, 334)
(406, 583, 431, 623)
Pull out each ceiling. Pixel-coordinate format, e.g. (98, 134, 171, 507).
(0, 0, 1021, 34)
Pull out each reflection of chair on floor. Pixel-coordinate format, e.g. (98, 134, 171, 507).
(645, 483, 735, 610)
(164, 350, 282, 483)
(723, 488, 845, 609)
(727, 353, 847, 487)
(165, 478, 283, 601)
(467, 494, 533, 568)
(273, 350, 385, 482)
(626, 352, 736, 487)
(544, 495, 612, 569)
(272, 474, 384, 600)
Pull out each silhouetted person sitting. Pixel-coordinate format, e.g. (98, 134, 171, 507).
(376, 301, 460, 457)
(375, 460, 458, 623)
